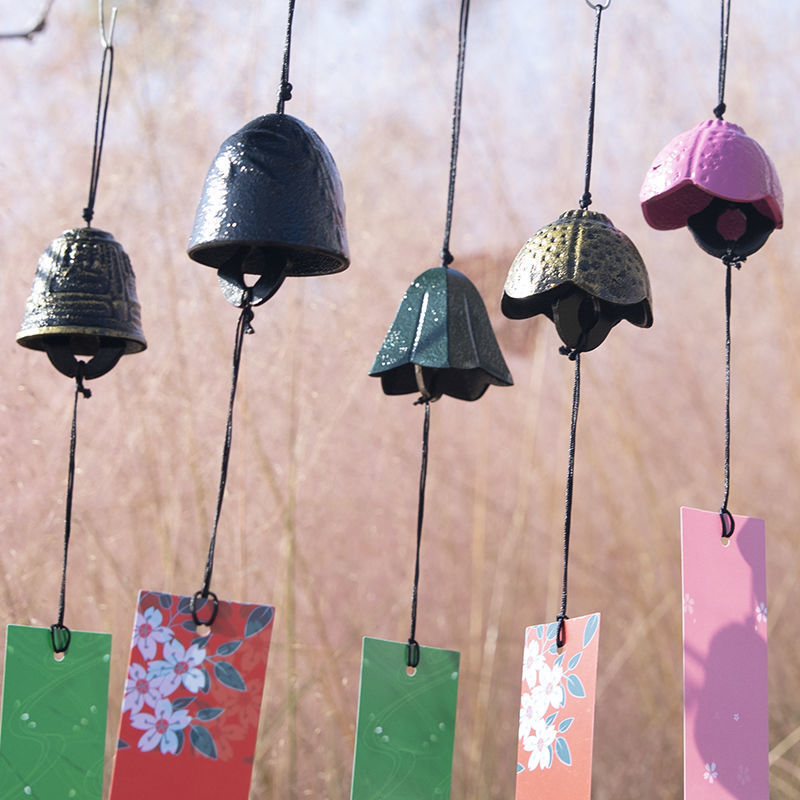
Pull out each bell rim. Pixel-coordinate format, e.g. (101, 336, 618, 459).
(187, 239, 350, 276)
(372, 364, 512, 401)
(501, 282, 653, 329)
(641, 181, 784, 231)
(16, 326, 147, 354)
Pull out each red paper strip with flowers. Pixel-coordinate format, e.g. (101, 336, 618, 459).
(109, 590, 274, 800)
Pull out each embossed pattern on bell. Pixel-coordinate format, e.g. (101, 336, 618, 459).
(640, 118, 783, 231)
(370, 267, 512, 401)
(188, 113, 349, 279)
(503, 209, 652, 310)
(16, 227, 147, 354)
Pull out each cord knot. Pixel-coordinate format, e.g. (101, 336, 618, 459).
(713, 101, 726, 120)
(559, 345, 581, 361)
(722, 251, 744, 270)
(242, 305, 255, 335)
(75, 367, 92, 398)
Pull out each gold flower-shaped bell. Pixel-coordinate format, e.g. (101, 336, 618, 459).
(502, 209, 652, 352)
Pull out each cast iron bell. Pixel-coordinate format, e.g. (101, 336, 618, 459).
(640, 119, 783, 259)
(502, 209, 652, 353)
(17, 227, 147, 379)
(188, 113, 349, 306)
(370, 267, 513, 401)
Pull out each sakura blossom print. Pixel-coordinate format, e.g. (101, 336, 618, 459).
(516, 614, 600, 800)
(109, 590, 274, 800)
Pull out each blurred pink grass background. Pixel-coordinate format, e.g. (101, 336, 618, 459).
(1, 1, 799, 796)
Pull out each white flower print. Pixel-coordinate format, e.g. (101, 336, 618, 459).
(130, 698, 191, 754)
(539, 662, 565, 710)
(132, 606, 172, 661)
(737, 764, 751, 785)
(523, 719, 556, 770)
(122, 662, 161, 715)
(519, 685, 549, 740)
(704, 762, 719, 784)
(148, 639, 207, 696)
(522, 637, 546, 689)
(755, 602, 767, 624)
(683, 593, 695, 617)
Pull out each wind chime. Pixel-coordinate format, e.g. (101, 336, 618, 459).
(639, 1, 780, 795)
(2, 6, 145, 797)
(351, 1, 512, 797)
(501, 2, 652, 797)
(107, 1, 347, 796)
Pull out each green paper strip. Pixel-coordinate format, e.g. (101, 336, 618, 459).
(350, 637, 460, 799)
(0, 625, 111, 800)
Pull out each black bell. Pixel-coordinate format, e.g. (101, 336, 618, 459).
(17, 228, 147, 379)
(188, 113, 349, 306)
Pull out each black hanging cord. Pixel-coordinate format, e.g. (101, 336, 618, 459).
(579, 1, 608, 210)
(552, 1, 609, 644)
(51, 370, 92, 655)
(719, 254, 742, 538)
(714, 0, 733, 119)
(276, 0, 297, 114)
(82, 7, 116, 226)
(439, 0, 470, 269)
(407, 399, 431, 668)
(404, 0, 471, 668)
(555, 353, 581, 648)
(192, 303, 255, 627)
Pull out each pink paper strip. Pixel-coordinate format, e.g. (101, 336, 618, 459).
(515, 613, 600, 800)
(681, 507, 768, 798)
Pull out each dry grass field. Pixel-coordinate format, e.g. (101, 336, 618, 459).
(1, 1, 799, 797)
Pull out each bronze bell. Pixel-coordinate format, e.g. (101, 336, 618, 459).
(17, 227, 146, 379)
(187, 113, 349, 306)
(502, 209, 652, 352)
(370, 267, 513, 401)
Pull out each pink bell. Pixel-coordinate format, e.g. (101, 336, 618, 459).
(640, 119, 783, 258)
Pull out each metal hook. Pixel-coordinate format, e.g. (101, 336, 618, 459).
(99, 0, 118, 49)
(413, 364, 441, 403)
(584, 0, 611, 9)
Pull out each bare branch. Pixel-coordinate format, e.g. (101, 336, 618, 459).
(0, 0, 55, 42)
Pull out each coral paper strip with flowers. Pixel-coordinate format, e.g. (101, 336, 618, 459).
(109, 591, 275, 800)
(515, 614, 600, 800)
